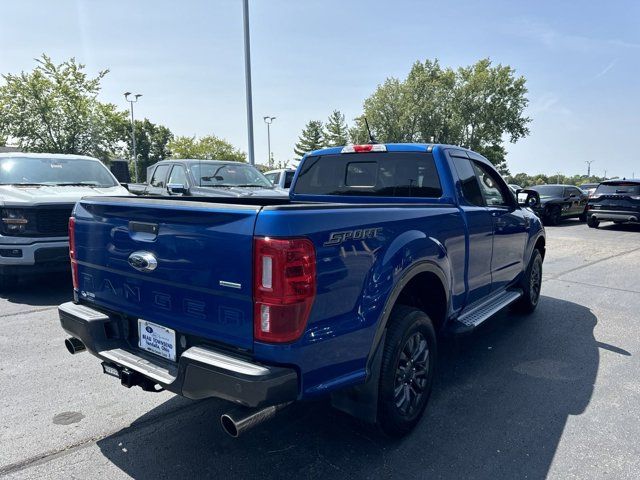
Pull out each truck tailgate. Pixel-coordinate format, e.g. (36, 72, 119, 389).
(73, 197, 259, 351)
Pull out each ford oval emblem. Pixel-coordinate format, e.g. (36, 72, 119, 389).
(128, 251, 158, 273)
(145, 326, 153, 334)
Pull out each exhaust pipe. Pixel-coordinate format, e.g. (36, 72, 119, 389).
(220, 402, 292, 438)
(65, 337, 86, 355)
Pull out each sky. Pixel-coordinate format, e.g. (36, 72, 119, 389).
(1, 0, 639, 178)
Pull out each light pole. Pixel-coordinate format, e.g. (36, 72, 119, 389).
(585, 160, 594, 177)
(242, 0, 255, 165)
(124, 92, 142, 182)
(263, 116, 275, 167)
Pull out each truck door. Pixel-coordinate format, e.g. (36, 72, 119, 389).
(167, 164, 189, 195)
(450, 154, 493, 304)
(471, 160, 528, 292)
(146, 164, 171, 196)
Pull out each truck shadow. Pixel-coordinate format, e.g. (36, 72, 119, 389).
(97, 296, 610, 479)
(597, 223, 640, 232)
(0, 272, 72, 306)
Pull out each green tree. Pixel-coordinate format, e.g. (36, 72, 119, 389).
(294, 120, 324, 158)
(168, 134, 246, 162)
(358, 58, 531, 173)
(324, 110, 349, 146)
(0, 54, 126, 159)
(505, 172, 610, 188)
(123, 119, 173, 180)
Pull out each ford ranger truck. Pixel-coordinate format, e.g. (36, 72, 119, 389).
(0, 153, 129, 290)
(59, 143, 545, 437)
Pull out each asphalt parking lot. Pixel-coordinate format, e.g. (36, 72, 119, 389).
(1, 221, 639, 479)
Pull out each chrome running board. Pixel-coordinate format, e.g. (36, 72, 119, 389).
(456, 289, 523, 329)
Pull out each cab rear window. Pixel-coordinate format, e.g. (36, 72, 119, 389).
(294, 152, 442, 197)
(595, 182, 640, 195)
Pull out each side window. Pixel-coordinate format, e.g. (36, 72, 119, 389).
(471, 162, 509, 207)
(452, 157, 484, 207)
(566, 187, 581, 197)
(284, 171, 295, 188)
(150, 164, 170, 188)
(168, 165, 188, 186)
(264, 173, 277, 185)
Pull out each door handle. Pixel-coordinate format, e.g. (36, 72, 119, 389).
(495, 219, 507, 228)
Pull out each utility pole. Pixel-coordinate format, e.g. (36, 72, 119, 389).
(556, 171, 561, 184)
(603, 170, 607, 179)
(585, 160, 594, 177)
(242, 0, 255, 166)
(263, 116, 275, 167)
(124, 92, 142, 182)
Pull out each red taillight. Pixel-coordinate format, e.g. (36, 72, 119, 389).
(341, 144, 387, 153)
(253, 237, 316, 343)
(68, 217, 78, 290)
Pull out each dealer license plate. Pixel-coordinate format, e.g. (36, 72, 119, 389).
(138, 319, 176, 362)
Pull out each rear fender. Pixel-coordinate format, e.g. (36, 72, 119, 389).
(365, 232, 451, 376)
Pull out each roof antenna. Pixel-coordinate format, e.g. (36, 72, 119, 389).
(364, 117, 377, 144)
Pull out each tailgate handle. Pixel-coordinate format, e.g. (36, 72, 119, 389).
(129, 221, 158, 234)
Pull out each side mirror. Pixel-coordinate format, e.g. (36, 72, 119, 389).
(167, 183, 187, 195)
(516, 189, 540, 209)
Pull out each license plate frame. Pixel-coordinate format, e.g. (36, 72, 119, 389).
(137, 319, 177, 362)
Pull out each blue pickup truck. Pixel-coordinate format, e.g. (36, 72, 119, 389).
(59, 143, 545, 437)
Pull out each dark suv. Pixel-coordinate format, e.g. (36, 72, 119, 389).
(587, 179, 640, 228)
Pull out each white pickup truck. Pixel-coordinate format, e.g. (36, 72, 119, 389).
(0, 153, 129, 290)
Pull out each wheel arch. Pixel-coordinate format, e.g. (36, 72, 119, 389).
(365, 261, 449, 375)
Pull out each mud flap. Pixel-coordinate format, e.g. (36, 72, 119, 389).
(330, 331, 385, 424)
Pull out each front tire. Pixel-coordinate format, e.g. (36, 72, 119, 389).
(545, 207, 561, 226)
(514, 249, 543, 313)
(587, 216, 599, 229)
(378, 305, 437, 437)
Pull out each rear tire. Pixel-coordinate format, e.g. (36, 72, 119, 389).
(545, 207, 561, 226)
(587, 216, 599, 229)
(0, 274, 18, 292)
(378, 305, 437, 437)
(514, 249, 543, 313)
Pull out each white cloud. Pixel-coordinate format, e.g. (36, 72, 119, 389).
(593, 59, 618, 79)
(508, 19, 640, 52)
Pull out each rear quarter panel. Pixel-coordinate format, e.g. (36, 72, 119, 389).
(253, 203, 465, 398)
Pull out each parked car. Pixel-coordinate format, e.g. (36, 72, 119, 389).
(127, 160, 287, 197)
(586, 179, 640, 228)
(0, 153, 129, 290)
(528, 184, 588, 225)
(59, 143, 545, 438)
(579, 182, 600, 197)
(263, 168, 296, 191)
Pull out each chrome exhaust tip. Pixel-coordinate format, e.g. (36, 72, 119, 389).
(65, 337, 86, 355)
(220, 402, 291, 438)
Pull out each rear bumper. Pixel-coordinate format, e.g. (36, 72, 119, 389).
(58, 301, 299, 408)
(588, 210, 639, 223)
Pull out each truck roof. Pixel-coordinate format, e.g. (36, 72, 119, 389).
(0, 152, 100, 161)
(155, 159, 248, 165)
(305, 143, 471, 157)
